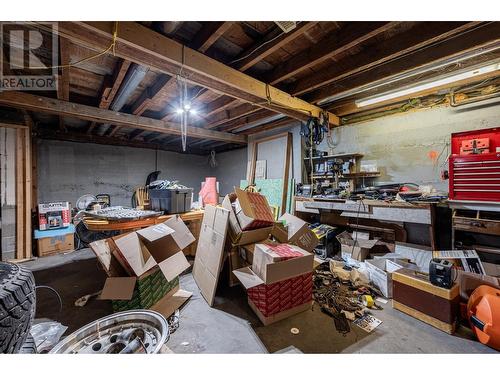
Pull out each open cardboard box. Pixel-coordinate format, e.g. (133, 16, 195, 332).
(337, 231, 379, 261)
(271, 213, 318, 252)
(222, 189, 274, 246)
(89, 216, 195, 316)
(232, 242, 314, 325)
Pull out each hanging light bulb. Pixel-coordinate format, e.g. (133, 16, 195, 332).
(175, 108, 184, 114)
(183, 102, 191, 110)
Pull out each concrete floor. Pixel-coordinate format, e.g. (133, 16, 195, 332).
(25, 249, 497, 354)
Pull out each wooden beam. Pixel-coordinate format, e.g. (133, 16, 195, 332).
(54, 22, 339, 126)
(218, 109, 276, 132)
(203, 103, 261, 129)
(263, 22, 397, 85)
(307, 22, 500, 104)
(191, 22, 234, 53)
(99, 59, 131, 109)
(0, 92, 247, 144)
(292, 21, 484, 99)
(130, 74, 175, 115)
(330, 68, 500, 116)
(57, 37, 71, 131)
(239, 117, 295, 135)
(234, 22, 318, 72)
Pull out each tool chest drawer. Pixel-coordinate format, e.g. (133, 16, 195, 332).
(452, 209, 500, 236)
(449, 153, 500, 202)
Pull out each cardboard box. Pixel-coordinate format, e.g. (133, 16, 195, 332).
(192, 205, 230, 306)
(272, 213, 318, 252)
(89, 216, 194, 312)
(38, 202, 71, 230)
(232, 243, 314, 325)
(222, 192, 273, 246)
(232, 188, 274, 231)
(337, 231, 378, 261)
(34, 224, 75, 257)
(365, 258, 412, 298)
(247, 272, 313, 317)
(252, 243, 311, 282)
(109, 269, 179, 311)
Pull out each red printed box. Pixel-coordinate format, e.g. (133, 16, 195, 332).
(247, 272, 313, 317)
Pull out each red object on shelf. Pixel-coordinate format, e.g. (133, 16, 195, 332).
(449, 127, 500, 202)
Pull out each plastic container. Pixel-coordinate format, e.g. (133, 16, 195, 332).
(148, 188, 193, 214)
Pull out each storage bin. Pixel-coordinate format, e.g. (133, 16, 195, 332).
(148, 188, 193, 213)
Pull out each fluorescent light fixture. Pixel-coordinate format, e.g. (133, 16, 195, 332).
(355, 61, 500, 108)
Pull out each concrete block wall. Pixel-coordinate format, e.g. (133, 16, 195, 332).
(37, 139, 216, 207)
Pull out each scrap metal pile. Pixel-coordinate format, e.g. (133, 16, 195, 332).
(313, 261, 382, 334)
(85, 206, 161, 221)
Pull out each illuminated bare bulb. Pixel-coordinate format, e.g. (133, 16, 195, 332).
(175, 108, 184, 114)
(183, 103, 191, 110)
(189, 108, 197, 115)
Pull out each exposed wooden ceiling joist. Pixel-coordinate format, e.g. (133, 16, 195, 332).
(263, 22, 398, 85)
(294, 21, 486, 100)
(218, 109, 275, 132)
(0, 91, 247, 144)
(190, 22, 235, 53)
(57, 37, 71, 131)
(130, 74, 175, 115)
(309, 22, 500, 104)
(88, 58, 131, 135)
(203, 103, 261, 129)
(233, 22, 318, 72)
(239, 117, 295, 136)
(53, 22, 339, 126)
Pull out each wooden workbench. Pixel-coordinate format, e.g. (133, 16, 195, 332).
(294, 196, 440, 250)
(82, 210, 204, 256)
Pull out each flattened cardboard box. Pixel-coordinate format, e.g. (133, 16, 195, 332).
(192, 205, 230, 306)
(272, 213, 318, 252)
(89, 216, 195, 312)
(222, 193, 273, 246)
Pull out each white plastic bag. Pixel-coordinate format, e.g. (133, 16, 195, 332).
(30, 321, 68, 353)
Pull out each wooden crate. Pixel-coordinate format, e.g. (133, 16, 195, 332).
(392, 268, 459, 334)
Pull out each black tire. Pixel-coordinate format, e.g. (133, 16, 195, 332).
(0, 262, 36, 354)
(18, 333, 37, 354)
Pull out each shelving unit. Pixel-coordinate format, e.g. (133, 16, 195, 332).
(304, 152, 380, 192)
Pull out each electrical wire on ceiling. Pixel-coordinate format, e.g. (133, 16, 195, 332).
(12, 22, 119, 70)
(176, 74, 189, 152)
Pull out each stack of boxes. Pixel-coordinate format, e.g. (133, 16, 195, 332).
(222, 187, 317, 325)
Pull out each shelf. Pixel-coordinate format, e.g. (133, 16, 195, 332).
(342, 172, 381, 178)
(311, 172, 380, 179)
(304, 152, 364, 161)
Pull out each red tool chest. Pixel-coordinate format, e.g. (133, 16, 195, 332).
(449, 127, 500, 202)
